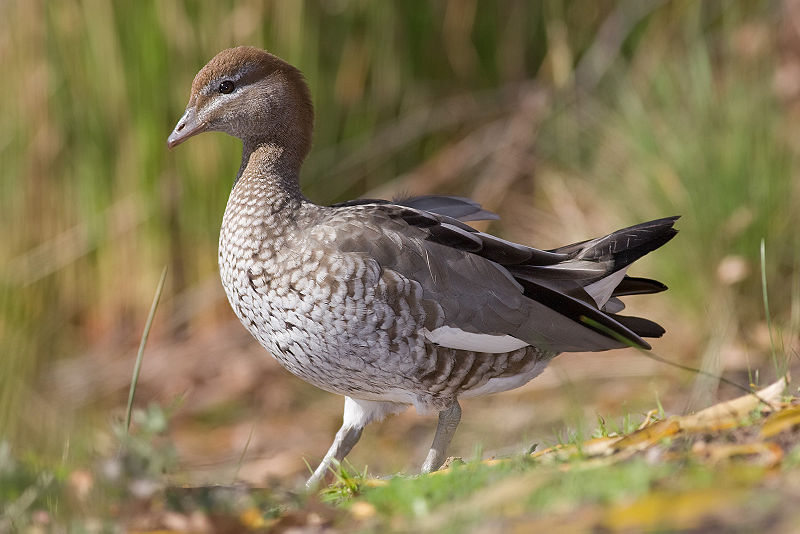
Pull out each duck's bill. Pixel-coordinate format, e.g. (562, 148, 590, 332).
(167, 107, 207, 149)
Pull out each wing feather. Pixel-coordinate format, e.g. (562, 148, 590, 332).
(318, 197, 676, 353)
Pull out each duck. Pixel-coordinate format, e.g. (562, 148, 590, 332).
(168, 46, 678, 488)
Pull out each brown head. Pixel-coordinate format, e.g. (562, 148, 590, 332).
(167, 47, 314, 162)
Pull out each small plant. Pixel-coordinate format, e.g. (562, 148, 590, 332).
(0, 442, 60, 532)
(319, 460, 369, 504)
(593, 414, 613, 439)
(112, 403, 179, 483)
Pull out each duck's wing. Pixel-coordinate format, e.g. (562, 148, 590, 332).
(332, 195, 499, 222)
(317, 199, 677, 353)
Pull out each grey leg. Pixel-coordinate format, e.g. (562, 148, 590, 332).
(306, 422, 363, 489)
(305, 396, 408, 490)
(421, 401, 462, 473)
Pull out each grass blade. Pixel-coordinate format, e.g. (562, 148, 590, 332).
(232, 422, 257, 484)
(125, 266, 168, 434)
(760, 239, 783, 378)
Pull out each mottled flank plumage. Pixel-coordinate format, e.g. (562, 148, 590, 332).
(168, 46, 678, 488)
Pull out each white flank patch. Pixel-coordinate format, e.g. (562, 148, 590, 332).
(423, 325, 528, 353)
(583, 267, 628, 307)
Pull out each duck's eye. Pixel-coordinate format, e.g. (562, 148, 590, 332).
(218, 80, 235, 94)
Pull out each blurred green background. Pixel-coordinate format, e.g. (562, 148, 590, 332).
(1, 0, 798, 485)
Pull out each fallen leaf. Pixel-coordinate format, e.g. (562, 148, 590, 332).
(637, 409, 662, 430)
(612, 419, 681, 452)
(760, 404, 800, 438)
(581, 436, 619, 457)
(678, 376, 788, 433)
(603, 488, 746, 531)
(691, 442, 784, 468)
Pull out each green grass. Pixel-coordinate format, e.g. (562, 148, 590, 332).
(352, 457, 676, 532)
(345, 405, 797, 532)
(3, 385, 798, 531)
(362, 459, 528, 518)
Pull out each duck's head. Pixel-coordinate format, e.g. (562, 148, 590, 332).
(167, 46, 314, 161)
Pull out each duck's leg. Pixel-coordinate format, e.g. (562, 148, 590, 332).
(306, 415, 363, 489)
(306, 396, 405, 489)
(421, 401, 462, 473)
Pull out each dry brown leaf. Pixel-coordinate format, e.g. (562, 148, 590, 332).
(603, 488, 746, 531)
(581, 436, 620, 457)
(678, 375, 788, 433)
(691, 442, 784, 468)
(529, 443, 580, 463)
(637, 409, 662, 430)
(611, 419, 681, 452)
(527, 377, 792, 469)
(760, 403, 800, 438)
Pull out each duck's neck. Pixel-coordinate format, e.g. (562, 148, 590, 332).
(232, 139, 306, 212)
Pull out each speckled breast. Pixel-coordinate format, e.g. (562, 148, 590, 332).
(217, 204, 433, 400)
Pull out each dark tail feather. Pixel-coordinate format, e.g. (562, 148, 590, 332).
(613, 276, 668, 297)
(517, 277, 652, 349)
(551, 216, 680, 272)
(513, 217, 678, 349)
(608, 313, 666, 339)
